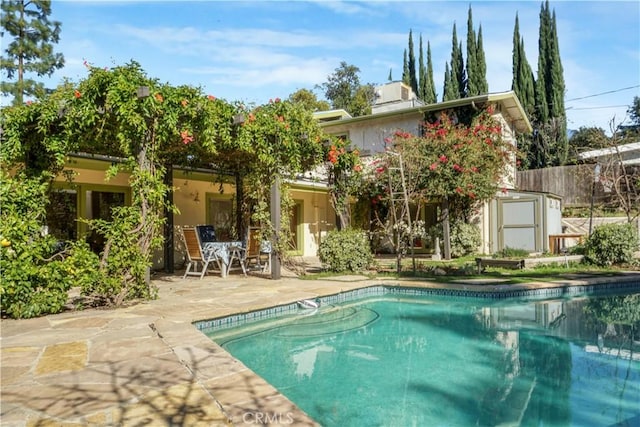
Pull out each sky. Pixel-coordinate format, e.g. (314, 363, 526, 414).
(5, 0, 640, 133)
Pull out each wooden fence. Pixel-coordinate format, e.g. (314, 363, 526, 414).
(517, 164, 604, 207)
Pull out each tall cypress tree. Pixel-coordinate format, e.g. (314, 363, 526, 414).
(466, 6, 478, 96)
(402, 49, 410, 86)
(455, 40, 466, 98)
(548, 10, 565, 118)
(512, 13, 535, 117)
(1, 0, 65, 105)
(418, 34, 427, 100)
(549, 8, 567, 164)
(425, 41, 437, 104)
(466, 6, 488, 97)
(445, 23, 465, 101)
(408, 29, 418, 94)
(512, 13, 521, 93)
(511, 12, 536, 170)
(443, 63, 455, 102)
(535, 1, 550, 123)
(476, 25, 488, 94)
(534, 0, 568, 167)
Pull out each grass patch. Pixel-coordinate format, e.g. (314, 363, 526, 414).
(300, 254, 632, 286)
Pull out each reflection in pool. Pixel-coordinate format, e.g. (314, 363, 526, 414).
(205, 291, 640, 427)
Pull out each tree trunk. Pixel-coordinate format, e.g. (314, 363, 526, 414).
(442, 197, 451, 260)
(163, 163, 174, 273)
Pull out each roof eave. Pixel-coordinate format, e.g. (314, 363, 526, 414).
(319, 91, 533, 134)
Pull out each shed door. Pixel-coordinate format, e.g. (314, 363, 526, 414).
(498, 198, 539, 252)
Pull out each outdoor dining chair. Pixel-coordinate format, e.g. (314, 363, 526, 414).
(181, 226, 223, 279)
(244, 227, 271, 274)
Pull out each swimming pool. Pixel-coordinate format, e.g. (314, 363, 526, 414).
(202, 287, 640, 426)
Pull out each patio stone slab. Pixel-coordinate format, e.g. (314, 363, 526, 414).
(118, 382, 231, 426)
(35, 341, 88, 376)
(88, 336, 169, 364)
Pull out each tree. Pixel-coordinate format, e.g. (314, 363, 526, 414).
(568, 126, 609, 163)
(376, 107, 513, 260)
(402, 49, 410, 86)
(466, 6, 478, 96)
(1, 0, 64, 105)
(443, 62, 455, 102)
(532, 1, 568, 168)
(620, 96, 640, 136)
(288, 88, 330, 112)
(587, 119, 640, 223)
(418, 34, 427, 101)
(475, 25, 488, 94)
(407, 29, 418, 95)
(417, 35, 437, 104)
(535, 1, 551, 124)
(319, 61, 373, 117)
(628, 96, 640, 126)
(511, 13, 535, 118)
(424, 41, 437, 104)
(324, 137, 363, 230)
(444, 22, 465, 101)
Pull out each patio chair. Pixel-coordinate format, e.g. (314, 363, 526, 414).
(196, 224, 217, 244)
(226, 243, 248, 276)
(181, 226, 223, 279)
(244, 228, 271, 273)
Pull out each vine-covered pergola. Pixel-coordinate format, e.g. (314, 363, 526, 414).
(0, 61, 325, 316)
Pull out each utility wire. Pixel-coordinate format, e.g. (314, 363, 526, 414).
(565, 85, 640, 103)
(567, 105, 630, 111)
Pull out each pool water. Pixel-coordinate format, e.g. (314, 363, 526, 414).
(206, 292, 640, 426)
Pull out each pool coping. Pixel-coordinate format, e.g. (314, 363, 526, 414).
(195, 276, 640, 334)
(1, 272, 639, 426)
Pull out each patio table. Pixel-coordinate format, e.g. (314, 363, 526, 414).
(202, 241, 244, 277)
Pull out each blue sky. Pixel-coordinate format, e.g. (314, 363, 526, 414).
(8, 1, 640, 132)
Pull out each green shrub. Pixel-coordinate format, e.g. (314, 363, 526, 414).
(426, 221, 481, 258)
(82, 205, 158, 305)
(584, 223, 639, 267)
(318, 228, 373, 272)
(450, 222, 482, 257)
(0, 172, 75, 318)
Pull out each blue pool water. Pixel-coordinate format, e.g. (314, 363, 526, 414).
(204, 290, 640, 426)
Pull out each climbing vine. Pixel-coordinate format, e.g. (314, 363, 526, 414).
(0, 61, 326, 317)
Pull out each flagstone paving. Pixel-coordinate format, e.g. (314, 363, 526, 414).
(2, 264, 639, 426)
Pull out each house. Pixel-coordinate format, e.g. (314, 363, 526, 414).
(47, 152, 335, 272)
(577, 141, 640, 166)
(318, 81, 562, 254)
(45, 82, 559, 270)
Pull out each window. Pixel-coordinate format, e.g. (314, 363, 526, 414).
(47, 189, 78, 241)
(84, 190, 126, 252)
(207, 197, 234, 240)
(401, 86, 409, 100)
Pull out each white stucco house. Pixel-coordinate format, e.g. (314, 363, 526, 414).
(317, 81, 563, 254)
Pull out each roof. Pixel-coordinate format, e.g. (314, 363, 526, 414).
(318, 91, 533, 134)
(312, 109, 352, 122)
(578, 141, 640, 165)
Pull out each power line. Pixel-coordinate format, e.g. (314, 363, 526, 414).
(565, 85, 640, 103)
(567, 104, 630, 111)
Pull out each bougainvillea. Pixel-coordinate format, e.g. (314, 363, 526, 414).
(364, 106, 515, 260)
(324, 136, 363, 229)
(0, 60, 326, 314)
(377, 107, 513, 208)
